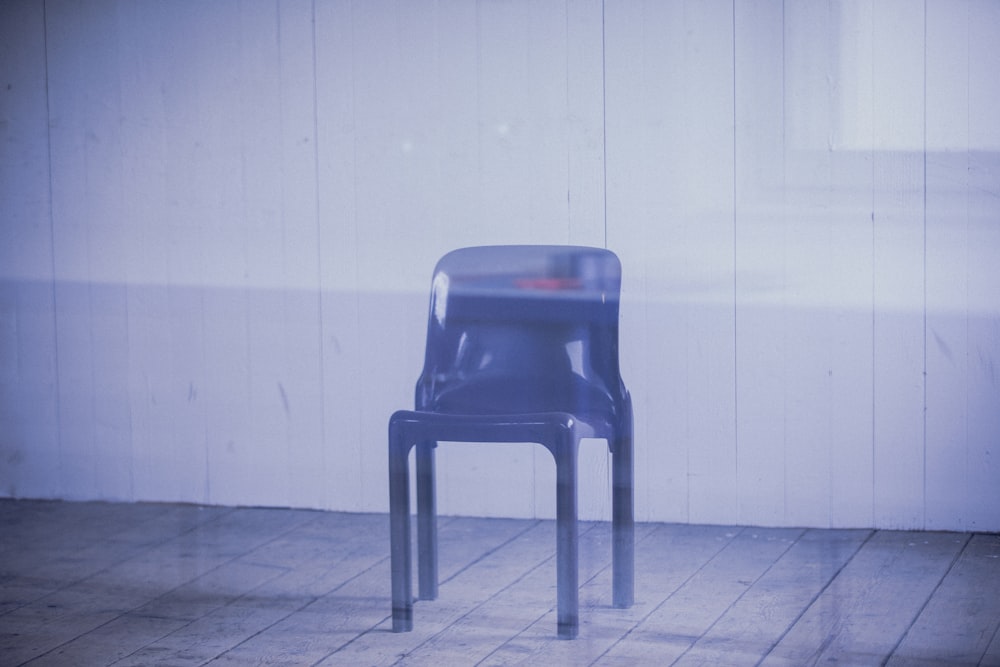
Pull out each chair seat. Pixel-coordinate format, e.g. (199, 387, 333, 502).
(426, 374, 618, 431)
(391, 409, 599, 445)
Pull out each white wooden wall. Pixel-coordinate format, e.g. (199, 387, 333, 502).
(1, 0, 998, 531)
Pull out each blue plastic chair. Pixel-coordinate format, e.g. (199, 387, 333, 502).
(388, 245, 634, 639)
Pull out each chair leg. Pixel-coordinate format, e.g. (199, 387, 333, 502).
(554, 436, 579, 639)
(612, 432, 634, 609)
(416, 440, 438, 600)
(388, 423, 413, 632)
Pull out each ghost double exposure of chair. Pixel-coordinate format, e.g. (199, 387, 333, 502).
(388, 245, 634, 639)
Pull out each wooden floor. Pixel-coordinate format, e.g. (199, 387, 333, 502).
(1, 500, 998, 666)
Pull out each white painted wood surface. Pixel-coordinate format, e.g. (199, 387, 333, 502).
(1, 0, 998, 530)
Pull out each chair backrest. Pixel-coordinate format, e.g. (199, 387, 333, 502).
(415, 245, 627, 426)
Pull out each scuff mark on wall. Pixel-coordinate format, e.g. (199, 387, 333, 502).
(278, 382, 291, 417)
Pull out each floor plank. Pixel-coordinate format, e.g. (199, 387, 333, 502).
(1, 500, 998, 666)
(321, 519, 562, 666)
(759, 530, 970, 666)
(674, 528, 872, 666)
(600, 527, 803, 665)
(887, 533, 1000, 666)
(484, 523, 740, 666)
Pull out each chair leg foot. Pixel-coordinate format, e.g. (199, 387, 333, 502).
(557, 617, 579, 640)
(392, 607, 413, 633)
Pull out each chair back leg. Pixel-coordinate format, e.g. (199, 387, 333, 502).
(612, 431, 634, 608)
(416, 440, 438, 600)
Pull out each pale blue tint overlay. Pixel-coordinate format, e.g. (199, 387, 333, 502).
(388, 245, 634, 639)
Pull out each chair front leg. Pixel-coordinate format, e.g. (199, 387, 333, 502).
(554, 436, 579, 639)
(389, 423, 414, 632)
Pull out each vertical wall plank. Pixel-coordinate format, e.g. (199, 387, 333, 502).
(871, 0, 926, 528)
(475, 0, 565, 245)
(347, 0, 436, 512)
(315, 0, 365, 512)
(734, 0, 786, 526)
(924, 0, 970, 530)
(236, 0, 292, 507)
(781, 1, 836, 528)
(276, 0, 325, 510)
(118, 0, 164, 503)
(825, 2, 877, 529)
(734, 0, 876, 529)
(433, 0, 480, 251)
(603, 0, 653, 521)
(668, 0, 737, 526)
(120, 0, 207, 504)
(566, 0, 607, 247)
(46, 0, 134, 500)
(565, 0, 612, 521)
(964, 0, 1000, 531)
(0, 0, 59, 498)
(46, 0, 99, 499)
(606, 0, 737, 524)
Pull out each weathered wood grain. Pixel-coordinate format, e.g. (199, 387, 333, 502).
(2, 500, 996, 666)
(760, 530, 968, 665)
